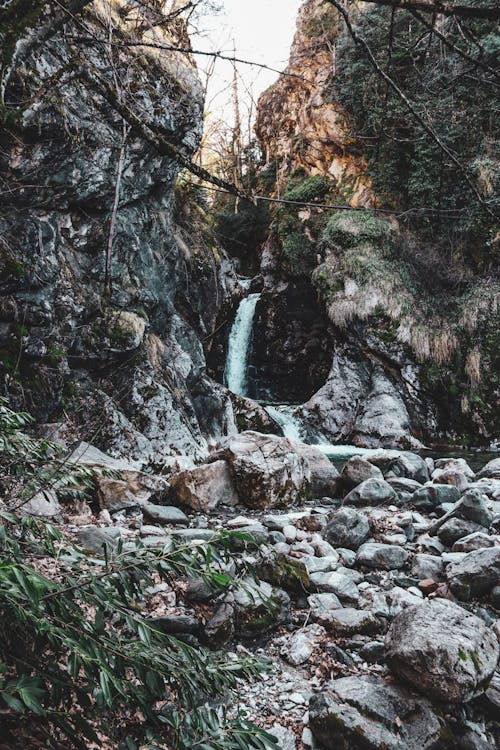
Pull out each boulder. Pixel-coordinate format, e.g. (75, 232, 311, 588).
(310, 676, 446, 750)
(313, 607, 382, 635)
(340, 456, 383, 488)
(476, 457, 500, 480)
(357, 542, 409, 570)
(437, 518, 483, 547)
(344, 478, 396, 506)
(452, 532, 495, 552)
(292, 442, 340, 497)
(324, 507, 370, 550)
(21, 490, 61, 518)
(257, 552, 310, 593)
(169, 460, 238, 511)
(434, 457, 475, 480)
(411, 484, 460, 510)
(97, 477, 142, 513)
(446, 546, 500, 600)
(411, 553, 445, 582)
(366, 450, 430, 483)
(232, 578, 290, 636)
(309, 571, 360, 605)
(385, 599, 499, 702)
(141, 504, 188, 525)
(281, 623, 326, 665)
(217, 432, 311, 510)
(75, 526, 121, 555)
(204, 604, 234, 648)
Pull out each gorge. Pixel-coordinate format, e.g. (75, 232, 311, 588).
(0, 0, 499, 749)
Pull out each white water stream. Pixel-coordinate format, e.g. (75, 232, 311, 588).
(224, 287, 261, 397)
(224, 286, 371, 464)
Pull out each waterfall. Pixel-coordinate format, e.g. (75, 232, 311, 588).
(224, 290, 261, 397)
(265, 404, 304, 442)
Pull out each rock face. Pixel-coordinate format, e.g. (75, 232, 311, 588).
(0, 0, 238, 463)
(217, 431, 311, 509)
(385, 600, 499, 702)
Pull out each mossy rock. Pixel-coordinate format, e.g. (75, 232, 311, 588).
(322, 211, 395, 249)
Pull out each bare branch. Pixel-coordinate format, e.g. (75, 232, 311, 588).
(355, 0, 500, 21)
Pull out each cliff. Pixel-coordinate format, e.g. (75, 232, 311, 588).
(0, 0, 238, 463)
(254, 0, 499, 449)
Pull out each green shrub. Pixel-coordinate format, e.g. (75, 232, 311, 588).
(322, 211, 394, 249)
(283, 175, 331, 203)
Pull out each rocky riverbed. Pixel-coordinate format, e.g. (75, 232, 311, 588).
(33, 432, 500, 749)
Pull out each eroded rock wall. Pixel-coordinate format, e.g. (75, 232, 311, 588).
(0, 0, 237, 463)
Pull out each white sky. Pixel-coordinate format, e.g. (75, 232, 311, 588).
(193, 0, 303, 124)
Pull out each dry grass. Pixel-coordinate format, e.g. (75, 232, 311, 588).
(465, 346, 482, 388)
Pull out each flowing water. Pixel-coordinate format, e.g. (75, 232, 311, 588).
(224, 287, 261, 397)
(224, 288, 495, 471)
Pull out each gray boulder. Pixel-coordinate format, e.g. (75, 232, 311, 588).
(310, 675, 446, 750)
(357, 542, 409, 570)
(385, 599, 499, 702)
(411, 484, 460, 510)
(75, 526, 121, 555)
(340, 456, 383, 487)
(476, 457, 500, 480)
(437, 518, 483, 547)
(344, 478, 396, 506)
(313, 607, 382, 635)
(293, 442, 340, 497)
(447, 546, 500, 601)
(324, 507, 370, 550)
(169, 460, 239, 511)
(366, 450, 430, 483)
(411, 553, 445, 582)
(452, 532, 495, 552)
(217, 432, 311, 509)
(309, 571, 359, 605)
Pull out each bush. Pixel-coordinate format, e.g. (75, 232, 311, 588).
(0, 401, 279, 750)
(322, 210, 395, 250)
(283, 175, 331, 203)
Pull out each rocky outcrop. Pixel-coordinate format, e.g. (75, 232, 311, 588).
(0, 0, 238, 463)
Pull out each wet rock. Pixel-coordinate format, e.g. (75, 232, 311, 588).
(309, 571, 359, 605)
(385, 599, 499, 702)
(324, 507, 370, 550)
(437, 518, 484, 547)
(344, 478, 396, 506)
(169, 460, 238, 511)
(340, 456, 383, 488)
(446, 546, 500, 601)
(452, 532, 495, 552)
(356, 542, 409, 570)
(310, 675, 445, 750)
(217, 431, 311, 510)
(411, 483, 460, 510)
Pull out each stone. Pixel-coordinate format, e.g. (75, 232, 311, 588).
(434, 457, 475, 480)
(21, 490, 61, 518)
(232, 578, 290, 636)
(411, 484, 460, 510)
(437, 518, 483, 546)
(366, 450, 430, 483)
(476, 457, 500, 480)
(324, 507, 371, 550)
(418, 578, 439, 595)
(411, 553, 445, 581)
(141, 504, 189, 525)
(314, 607, 382, 635)
(309, 571, 359, 605)
(169, 460, 238, 511)
(452, 531, 495, 552)
(204, 604, 234, 648)
(340, 456, 383, 487)
(310, 676, 445, 750)
(292, 442, 340, 497)
(356, 542, 409, 570)
(432, 469, 470, 491)
(150, 615, 200, 635)
(75, 526, 121, 555)
(268, 724, 297, 750)
(257, 552, 311, 594)
(457, 489, 493, 527)
(218, 432, 311, 510)
(446, 546, 500, 600)
(96, 477, 141, 513)
(343, 478, 396, 506)
(307, 592, 343, 618)
(282, 624, 326, 665)
(385, 599, 499, 702)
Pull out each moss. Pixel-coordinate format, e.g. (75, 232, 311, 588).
(284, 175, 330, 203)
(322, 210, 395, 250)
(458, 647, 467, 662)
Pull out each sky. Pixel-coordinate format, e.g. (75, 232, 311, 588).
(193, 0, 303, 124)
